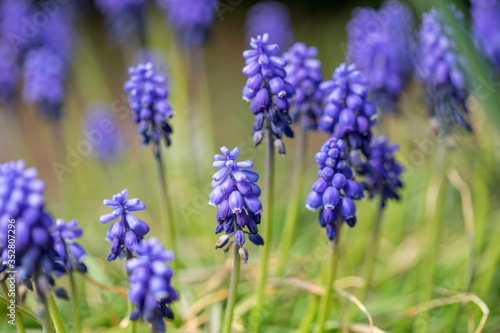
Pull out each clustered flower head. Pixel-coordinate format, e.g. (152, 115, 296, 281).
(245, 1, 295, 50)
(157, 0, 218, 47)
(283, 42, 323, 130)
(126, 237, 177, 332)
(52, 219, 87, 276)
(306, 138, 364, 240)
(84, 105, 124, 162)
(100, 190, 150, 261)
(350, 136, 403, 208)
(417, 8, 471, 135)
(209, 147, 264, 263)
(318, 63, 377, 158)
(471, 0, 500, 72)
(347, 0, 414, 112)
(0, 161, 64, 289)
(242, 33, 295, 155)
(124, 62, 174, 157)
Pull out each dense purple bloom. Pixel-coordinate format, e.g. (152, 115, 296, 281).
(124, 62, 173, 157)
(0, 160, 64, 290)
(52, 219, 87, 275)
(0, 40, 20, 104)
(100, 189, 150, 261)
(157, 0, 218, 47)
(347, 1, 414, 112)
(126, 237, 177, 332)
(23, 47, 66, 121)
(471, 0, 500, 72)
(0, 0, 36, 55)
(306, 138, 364, 240)
(245, 1, 294, 50)
(242, 33, 295, 155)
(210, 147, 263, 262)
(318, 63, 377, 158)
(417, 9, 471, 134)
(84, 105, 124, 162)
(283, 42, 323, 130)
(350, 136, 403, 207)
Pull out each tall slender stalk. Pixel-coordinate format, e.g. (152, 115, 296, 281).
(251, 124, 275, 331)
(68, 271, 82, 333)
(222, 223, 242, 333)
(276, 127, 307, 276)
(46, 293, 66, 333)
(314, 221, 341, 333)
(1, 280, 26, 333)
(298, 263, 328, 333)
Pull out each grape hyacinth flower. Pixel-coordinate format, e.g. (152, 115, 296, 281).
(245, 1, 295, 50)
(156, 0, 218, 47)
(283, 42, 323, 130)
(23, 47, 66, 121)
(0, 0, 36, 55)
(306, 138, 364, 239)
(0, 40, 20, 104)
(210, 147, 263, 261)
(99, 190, 150, 261)
(417, 9, 471, 135)
(52, 219, 87, 275)
(350, 136, 403, 208)
(347, 1, 414, 112)
(471, 0, 500, 72)
(84, 105, 124, 162)
(318, 63, 377, 158)
(242, 33, 295, 155)
(124, 62, 174, 157)
(0, 161, 64, 289)
(126, 237, 177, 332)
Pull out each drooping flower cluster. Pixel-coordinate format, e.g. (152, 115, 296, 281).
(245, 1, 294, 50)
(0, 161, 64, 288)
(84, 105, 124, 162)
(156, 0, 218, 47)
(283, 42, 323, 130)
(347, 1, 414, 112)
(242, 33, 295, 155)
(471, 0, 500, 72)
(100, 190, 150, 261)
(318, 63, 377, 158)
(417, 9, 471, 135)
(52, 219, 87, 276)
(306, 138, 364, 240)
(124, 62, 174, 157)
(350, 136, 403, 208)
(126, 237, 177, 333)
(209, 147, 264, 262)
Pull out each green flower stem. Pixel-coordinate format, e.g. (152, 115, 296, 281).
(276, 127, 307, 276)
(46, 292, 66, 333)
(0, 294, 40, 325)
(126, 250, 137, 333)
(314, 221, 341, 333)
(68, 271, 82, 333)
(0, 280, 27, 333)
(15, 311, 26, 333)
(33, 276, 54, 333)
(251, 124, 275, 331)
(222, 223, 242, 333)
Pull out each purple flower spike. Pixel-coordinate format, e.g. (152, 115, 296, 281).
(306, 138, 364, 240)
(52, 219, 87, 275)
(210, 146, 264, 262)
(100, 190, 149, 261)
(126, 237, 177, 332)
(242, 33, 295, 155)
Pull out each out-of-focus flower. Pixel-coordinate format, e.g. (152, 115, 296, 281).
(318, 63, 377, 158)
(347, 1, 414, 112)
(0, 0, 36, 55)
(0, 40, 20, 104)
(52, 219, 87, 275)
(84, 105, 124, 162)
(99, 189, 150, 261)
(245, 1, 294, 50)
(417, 8, 471, 135)
(124, 62, 173, 157)
(306, 138, 364, 240)
(350, 136, 403, 207)
(156, 0, 218, 47)
(210, 147, 263, 261)
(126, 237, 177, 332)
(471, 0, 500, 72)
(242, 33, 295, 155)
(283, 42, 323, 130)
